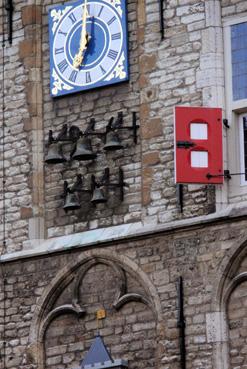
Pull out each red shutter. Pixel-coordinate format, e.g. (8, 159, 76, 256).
(174, 106, 223, 184)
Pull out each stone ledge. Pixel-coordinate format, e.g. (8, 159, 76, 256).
(2, 201, 247, 263)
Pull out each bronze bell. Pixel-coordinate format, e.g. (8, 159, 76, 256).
(63, 192, 81, 211)
(103, 131, 123, 151)
(45, 143, 66, 164)
(91, 187, 107, 204)
(71, 137, 97, 161)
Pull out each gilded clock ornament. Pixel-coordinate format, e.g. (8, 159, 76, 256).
(49, 0, 129, 97)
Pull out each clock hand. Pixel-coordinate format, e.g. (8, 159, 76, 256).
(73, 0, 90, 69)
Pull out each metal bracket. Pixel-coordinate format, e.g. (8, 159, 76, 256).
(93, 168, 128, 202)
(5, 0, 14, 45)
(158, 0, 165, 40)
(177, 276, 186, 369)
(177, 141, 195, 149)
(62, 175, 91, 197)
(206, 170, 232, 180)
(47, 113, 139, 146)
(176, 184, 183, 213)
(111, 112, 140, 144)
(223, 119, 230, 129)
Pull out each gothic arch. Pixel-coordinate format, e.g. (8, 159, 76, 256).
(211, 235, 247, 369)
(27, 248, 163, 369)
(212, 233, 247, 311)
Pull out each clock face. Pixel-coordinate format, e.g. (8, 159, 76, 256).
(49, 0, 129, 97)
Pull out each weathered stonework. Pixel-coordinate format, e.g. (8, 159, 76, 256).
(0, 217, 247, 369)
(1, 1, 247, 369)
(1, 0, 234, 250)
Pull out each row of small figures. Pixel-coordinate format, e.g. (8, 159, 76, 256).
(62, 168, 127, 211)
(45, 112, 138, 164)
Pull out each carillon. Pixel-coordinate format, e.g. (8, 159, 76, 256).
(45, 112, 137, 211)
(104, 113, 124, 151)
(45, 131, 67, 164)
(62, 174, 91, 212)
(44, 112, 139, 163)
(62, 168, 128, 211)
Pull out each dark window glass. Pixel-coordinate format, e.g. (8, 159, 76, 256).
(231, 22, 247, 101)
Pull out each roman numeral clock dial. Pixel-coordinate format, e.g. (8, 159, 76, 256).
(49, 0, 129, 97)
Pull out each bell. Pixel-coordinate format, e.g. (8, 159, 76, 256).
(45, 143, 66, 164)
(103, 131, 123, 151)
(63, 192, 81, 211)
(91, 187, 107, 204)
(71, 137, 97, 161)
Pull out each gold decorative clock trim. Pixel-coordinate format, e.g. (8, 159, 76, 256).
(105, 0, 123, 17)
(105, 52, 126, 81)
(51, 6, 73, 34)
(52, 69, 73, 96)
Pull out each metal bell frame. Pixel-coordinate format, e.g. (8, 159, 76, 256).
(90, 176, 107, 204)
(44, 130, 67, 164)
(91, 167, 128, 204)
(103, 112, 139, 151)
(44, 112, 139, 164)
(45, 119, 97, 164)
(62, 169, 128, 211)
(62, 174, 91, 212)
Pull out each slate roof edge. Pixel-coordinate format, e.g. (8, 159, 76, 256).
(2, 201, 247, 262)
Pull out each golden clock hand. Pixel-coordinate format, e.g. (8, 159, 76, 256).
(73, 0, 90, 69)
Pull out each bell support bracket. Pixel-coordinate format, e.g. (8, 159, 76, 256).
(114, 112, 139, 144)
(91, 168, 128, 202)
(47, 119, 98, 146)
(45, 112, 139, 149)
(91, 168, 110, 189)
(62, 174, 91, 198)
(101, 167, 128, 202)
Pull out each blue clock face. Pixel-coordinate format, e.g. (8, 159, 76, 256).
(49, 0, 129, 97)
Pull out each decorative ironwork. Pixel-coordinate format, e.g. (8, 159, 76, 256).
(45, 112, 139, 164)
(105, 52, 127, 81)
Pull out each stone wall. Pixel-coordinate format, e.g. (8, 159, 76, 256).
(42, 0, 142, 237)
(221, 0, 247, 17)
(0, 2, 44, 253)
(227, 279, 247, 369)
(0, 217, 247, 369)
(1, 1, 247, 368)
(41, 0, 217, 240)
(3, 0, 247, 252)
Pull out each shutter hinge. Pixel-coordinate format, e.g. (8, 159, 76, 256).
(177, 141, 196, 149)
(223, 119, 230, 129)
(206, 170, 231, 180)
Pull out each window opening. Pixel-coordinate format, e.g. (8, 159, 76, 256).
(231, 22, 247, 101)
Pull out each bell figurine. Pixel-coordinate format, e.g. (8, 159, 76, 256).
(45, 143, 66, 164)
(103, 131, 123, 151)
(71, 137, 97, 161)
(63, 192, 81, 211)
(91, 187, 107, 204)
